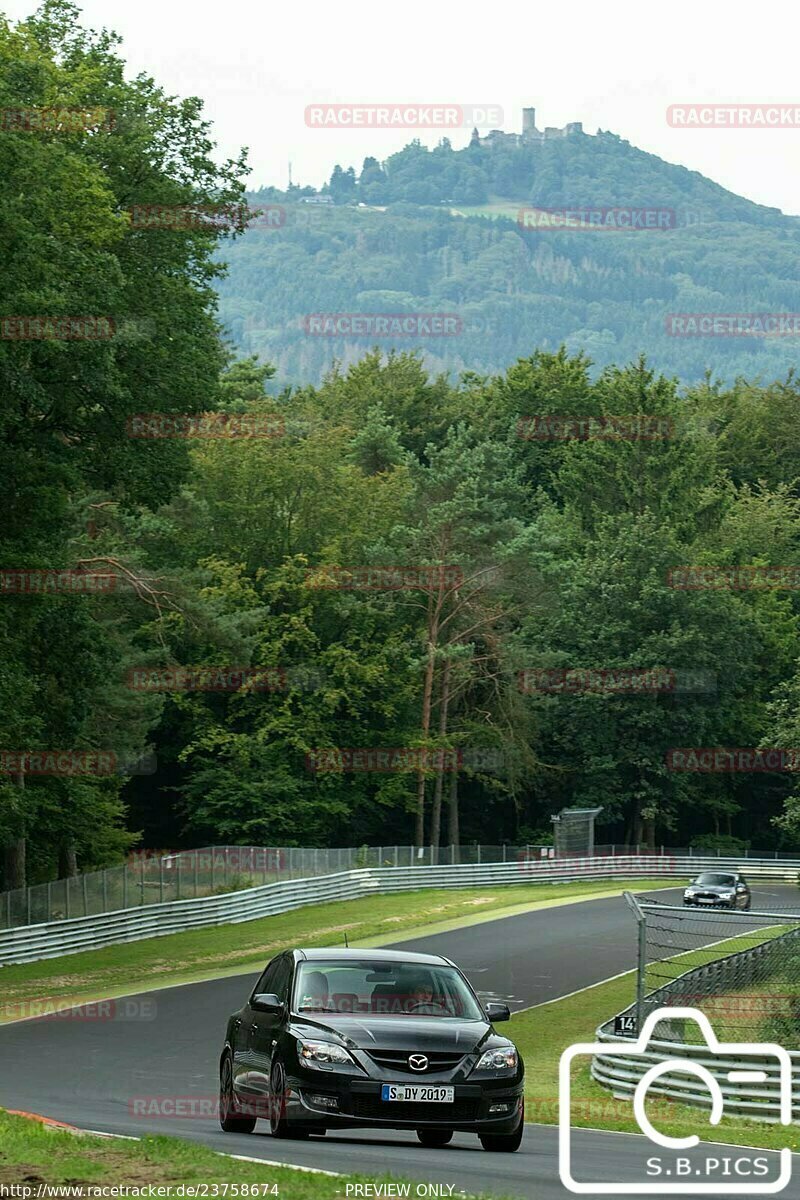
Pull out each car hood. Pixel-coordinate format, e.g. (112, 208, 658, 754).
(688, 884, 734, 893)
(289, 1014, 497, 1053)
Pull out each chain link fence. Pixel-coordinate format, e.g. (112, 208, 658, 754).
(0, 843, 553, 931)
(624, 894, 800, 1046)
(3, 840, 800, 934)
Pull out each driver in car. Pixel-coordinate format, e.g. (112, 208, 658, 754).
(406, 975, 437, 1012)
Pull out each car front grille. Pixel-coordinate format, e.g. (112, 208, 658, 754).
(348, 1095, 480, 1122)
(367, 1050, 465, 1074)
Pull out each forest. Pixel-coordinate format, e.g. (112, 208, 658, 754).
(3, 3, 800, 892)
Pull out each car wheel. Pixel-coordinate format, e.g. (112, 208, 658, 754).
(416, 1129, 453, 1148)
(219, 1056, 256, 1134)
(479, 1118, 524, 1153)
(269, 1060, 310, 1139)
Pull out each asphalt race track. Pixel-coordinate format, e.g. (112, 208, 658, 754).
(1, 882, 799, 1198)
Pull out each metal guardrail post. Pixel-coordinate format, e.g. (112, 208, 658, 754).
(623, 891, 647, 1034)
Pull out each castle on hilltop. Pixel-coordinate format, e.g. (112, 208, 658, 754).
(471, 107, 584, 147)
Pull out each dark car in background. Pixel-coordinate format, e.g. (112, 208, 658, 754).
(219, 948, 524, 1151)
(683, 871, 752, 909)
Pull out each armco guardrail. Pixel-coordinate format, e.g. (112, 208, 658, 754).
(592, 1022, 799, 1122)
(4, 842, 797, 931)
(592, 919, 800, 1121)
(1, 854, 800, 967)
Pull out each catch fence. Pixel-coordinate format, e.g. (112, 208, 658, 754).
(2, 842, 798, 932)
(594, 896, 800, 1121)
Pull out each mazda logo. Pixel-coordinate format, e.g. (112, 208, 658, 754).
(408, 1054, 429, 1072)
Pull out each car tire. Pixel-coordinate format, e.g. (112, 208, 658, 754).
(416, 1129, 453, 1147)
(268, 1060, 311, 1139)
(479, 1118, 524, 1153)
(219, 1056, 257, 1134)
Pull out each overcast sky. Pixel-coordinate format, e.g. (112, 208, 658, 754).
(6, 0, 800, 214)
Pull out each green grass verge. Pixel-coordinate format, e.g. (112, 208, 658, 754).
(0, 878, 674, 1017)
(0, 1108, 418, 1196)
(510, 939, 795, 1151)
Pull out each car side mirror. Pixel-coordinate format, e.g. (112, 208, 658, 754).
(484, 1002, 511, 1023)
(252, 992, 284, 1014)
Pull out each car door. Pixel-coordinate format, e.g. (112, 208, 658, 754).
(235, 957, 284, 1095)
(247, 953, 293, 1098)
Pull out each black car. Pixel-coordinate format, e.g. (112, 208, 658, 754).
(219, 948, 524, 1151)
(683, 871, 752, 909)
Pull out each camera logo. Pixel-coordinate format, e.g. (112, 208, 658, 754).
(559, 1006, 792, 1194)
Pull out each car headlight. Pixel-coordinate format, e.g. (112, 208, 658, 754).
(297, 1039, 358, 1069)
(683, 889, 693, 896)
(474, 1044, 518, 1072)
(720, 890, 735, 898)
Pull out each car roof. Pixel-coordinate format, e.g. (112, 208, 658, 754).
(293, 948, 451, 966)
(695, 870, 741, 877)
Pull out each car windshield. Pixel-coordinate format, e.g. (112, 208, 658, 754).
(293, 960, 485, 1019)
(694, 873, 737, 886)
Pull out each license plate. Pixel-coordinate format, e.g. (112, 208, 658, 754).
(698, 898, 716, 904)
(381, 1084, 454, 1103)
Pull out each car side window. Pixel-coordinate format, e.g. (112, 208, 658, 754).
(252, 957, 281, 1000)
(271, 956, 292, 1004)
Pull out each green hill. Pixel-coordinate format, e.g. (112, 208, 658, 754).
(217, 127, 800, 385)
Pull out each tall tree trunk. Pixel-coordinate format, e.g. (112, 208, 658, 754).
(3, 770, 26, 889)
(415, 599, 441, 849)
(58, 844, 79, 878)
(627, 800, 642, 850)
(3, 838, 26, 890)
(447, 771, 459, 861)
(643, 814, 656, 851)
(430, 659, 452, 863)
